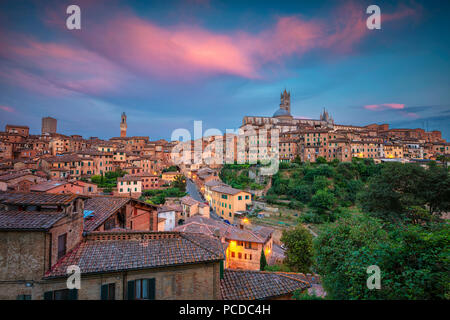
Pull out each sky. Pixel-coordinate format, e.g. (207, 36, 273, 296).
(0, 0, 449, 140)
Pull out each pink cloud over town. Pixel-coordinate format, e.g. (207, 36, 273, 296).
(0, 1, 422, 97)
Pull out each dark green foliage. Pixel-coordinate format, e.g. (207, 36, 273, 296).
(260, 248, 267, 271)
(162, 165, 178, 173)
(293, 291, 325, 300)
(219, 164, 264, 190)
(90, 169, 127, 190)
(314, 214, 449, 299)
(172, 174, 186, 192)
(359, 162, 450, 223)
(142, 187, 186, 205)
(280, 225, 314, 272)
(309, 189, 336, 214)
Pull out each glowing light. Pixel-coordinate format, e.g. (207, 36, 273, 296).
(242, 218, 249, 224)
(229, 241, 236, 249)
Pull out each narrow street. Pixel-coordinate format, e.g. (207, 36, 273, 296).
(186, 178, 203, 202)
(186, 178, 221, 221)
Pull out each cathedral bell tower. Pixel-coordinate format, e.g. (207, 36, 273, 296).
(120, 112, 127, 137)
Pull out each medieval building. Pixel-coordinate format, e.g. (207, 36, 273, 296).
(120, 112, 127, 138)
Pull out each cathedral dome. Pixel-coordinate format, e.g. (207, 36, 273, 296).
(273, 108, 291, 117)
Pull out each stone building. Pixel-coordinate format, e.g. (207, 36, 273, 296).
(120, 112, 127, 138)
(0, 191, 225, 300)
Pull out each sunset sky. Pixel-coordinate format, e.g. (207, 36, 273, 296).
(0, 0, 449, 139)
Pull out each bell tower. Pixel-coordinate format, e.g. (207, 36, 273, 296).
(120, 112, 127, 137)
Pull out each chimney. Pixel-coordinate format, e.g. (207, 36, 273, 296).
(213, 228, 221, 238)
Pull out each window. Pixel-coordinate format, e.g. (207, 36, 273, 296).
(238, 196, 242, 200)
(57, 234, 67, 259)
(127, 279, 155, 300)
(44, 289, 78, 300)
(101, 283, 116, 300)
(231, 251, 235, 258)
(238, 253, 242, 259)
(245, 195, 249, 200)
(17, 295, 31, 300)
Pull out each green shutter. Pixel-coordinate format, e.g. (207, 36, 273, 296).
(101, 284, 108, 300)
(43, 291, 53, 300)
(127, 281, 135, 300)
(68, 289, 78, 300)
(148, 278, 155, 300)
(219, 260, 224, 279)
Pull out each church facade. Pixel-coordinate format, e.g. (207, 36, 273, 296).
(241, 90, 334, 133)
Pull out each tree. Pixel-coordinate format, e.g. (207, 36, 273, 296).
(280, 225, 314, 272)
(312, 175, 330, 193)
(358, 162, 450, 224)
(314, 215, 450, 299)
(260, 248, 267, 271)
(314, 215, 389, 299)
(309, 189, 336, 214)
(316, 156, 327, 164)
(172, 174, 186, 192)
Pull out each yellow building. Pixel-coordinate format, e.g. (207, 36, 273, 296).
(384, 143, 404, 159)
(161, 171, 180, 183)
(211, 185, 252, 222)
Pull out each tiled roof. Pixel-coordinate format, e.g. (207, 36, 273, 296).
(220, 270, 311, 300)
(181, 196, 200, 206)
(44, 231, 224, 278)
(30, 180, 68, 192)
(83, 196, 130, 232)
(44, 154, 81, 163)
(205, 180, 227, 188)
(118, 174, 141, 182)
(174, 216, 269, 244)
(0, 210, 65, 231)
(0, 172, 31, 182)
(211, 185, 246, 195)
(0, 191, 82, 205)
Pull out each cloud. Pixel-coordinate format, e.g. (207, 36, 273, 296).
(0, 1, 422, 98)
(0, 105, 15, 113)
(0, 34, 128, 96)
(364, 103, 405, 111)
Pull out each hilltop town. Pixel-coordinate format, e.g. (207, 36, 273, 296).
(0, 91, 448, 300)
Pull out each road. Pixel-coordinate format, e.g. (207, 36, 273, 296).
(186, 178, 221, 221)
(186, 179, 204, 202)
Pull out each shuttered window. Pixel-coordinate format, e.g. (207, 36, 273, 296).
(44, 289, 77, 300)
(127, 279, 155, 300)
(101, 283, 116, 300)
(57, 234, 67, 259)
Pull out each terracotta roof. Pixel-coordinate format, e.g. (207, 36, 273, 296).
(0, 191, 83, 205)
(211, 185, 246, 195)
(83, 196, 130, 232)
(44, 231, 224, 278)
(44, 154, 81, 163)
(0, 210, 65, 231)
(205, 180, 227, 188)
(174, 216, 270, 243)
(118, 174, 141, 182)
(30, 180, 68, 192)
(181, 195, 200, 206)
(0, 172, 32, 182)
(220, 270, 311, 300)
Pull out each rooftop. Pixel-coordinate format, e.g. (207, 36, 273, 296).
(44, 231, 224, 279)
(0, 210, 65, 231)
(83, 196, 130, 232)
(0, 191, 85, 206)
(220, 270, 311, 300)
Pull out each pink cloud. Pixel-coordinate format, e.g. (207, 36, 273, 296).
(364, 103, 405, 111)
(0, 35, 127, 96)
(0, 105, 15, 113)
(0, 1, 422, 96)
(400, 111, 420, 119)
